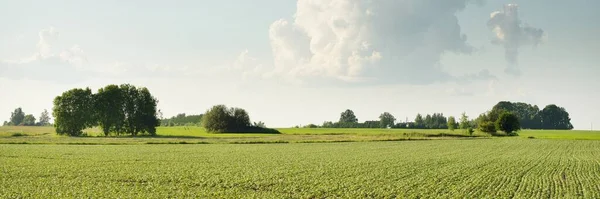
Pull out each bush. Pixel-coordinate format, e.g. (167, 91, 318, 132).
(303, 124, 319, 128)
(478, 121, 497, 134)
(496, 112, 521, 136)
(202, 105, 278, 134)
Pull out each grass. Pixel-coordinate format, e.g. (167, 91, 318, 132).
(0, 126, 489, 145)
(518, 130, 600, 140)
(2, 126, 600, 145)
(1, 139, 599, 198)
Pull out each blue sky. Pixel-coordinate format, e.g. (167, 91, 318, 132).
(1, 0, 599, 129)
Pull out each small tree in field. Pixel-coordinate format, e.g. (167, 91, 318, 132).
(447, 116, 457, 131)
(478, 121, 497, 134)
(496, 112, 521, 136)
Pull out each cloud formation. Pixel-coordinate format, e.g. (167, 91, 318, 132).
(488, 4, 544, 76)
(0, 27, 90, 83)
(269, 0, 489, 85)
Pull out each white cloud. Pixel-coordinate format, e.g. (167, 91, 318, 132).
(37, 26, 59, 58)
(268, 0, 487, 85)
(0, 27, 90, 83)
(488, 4, 545, 75)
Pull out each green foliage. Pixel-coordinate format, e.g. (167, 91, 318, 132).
(53, 88, 95, 136)
(379, 112, 396, 128)
(303, 124, 319, 128)
(95, 85, 126, 136)
(253, 121, 266, 128)
(540, 104, 573, 130)
(161, 113, 203, 126)
(339, 109, 358, 124)
(413, 113, 447, 129)
(496, 112, 521, 136)
(53, 85, 159, 137)
(38, 109, 51, 126)
(22, 114, 36, 126)
(202, 105, 263, 133)
(478, 121, 497, 134)
(489, 101, 573, 130)
(9, 108, 25, 126)
(447, 116, 457, 131)
(459, 112, 469, 130)
(414, 114, 424, 128)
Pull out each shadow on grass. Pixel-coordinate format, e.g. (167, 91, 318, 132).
(213, 127, 282, 134)
(424, 133, 478, 138)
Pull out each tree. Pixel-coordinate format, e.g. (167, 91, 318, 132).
(23, 114, 36, 126)
(478, 121, 497, 134)
(10, 108, 25, 126)
(202, 105, 250, 133)
(339, 109, 358, 124)
(134, 87, 160, 136)
(379, 112, 396, 128)
(53, 88, 95, 136)
(120, 84, 139, 135)
(414, 114, 424, 129)
(496, 112, 521, 136)
(253, 121, 266, 128)
(459, 112, 469, 130)
(38, 109, 51, 126)
(540, 104, 573, 130)
(447, 116, 457, 131)
(230, 107, 251, 130)
(2, 121, 7, 126)
(95, 85, 125, 136)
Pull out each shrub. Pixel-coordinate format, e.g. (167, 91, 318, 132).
(478, 121, 497, 134)
(202, 105, 278, 134)
(496, 112, 521, 136)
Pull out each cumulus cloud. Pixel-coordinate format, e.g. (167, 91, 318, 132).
(37, 27, 60, 58)
(0, 27, 91, 83)
(488, 4, 544, 76)
(269, 0, 489, 85)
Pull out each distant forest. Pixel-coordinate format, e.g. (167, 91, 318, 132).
(160, 113, 203, 126)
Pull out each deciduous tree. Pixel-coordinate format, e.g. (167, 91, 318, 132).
(53, 88, 95, 136)
(10, 108, 25, 126)
(379, 112, 396, 128)
(496, 112, 521, 136)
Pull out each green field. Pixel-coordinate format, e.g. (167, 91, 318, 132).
(2, 126, 600, 198)
(2, 139, 599, 198)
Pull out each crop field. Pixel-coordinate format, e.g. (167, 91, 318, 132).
(1, 139, 599, 198)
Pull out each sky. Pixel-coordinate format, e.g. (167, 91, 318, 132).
(1, 0, 599, 129)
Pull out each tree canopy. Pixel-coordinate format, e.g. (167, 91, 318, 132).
(10, 108, 25, 126)
(53, 84, 159, 136)
(339, 109, 358, 124)
(496, 112, 521, 136)
(202, 105, 277, 133)
(53, 88, 95, 136)
(379, 112, 396, 128)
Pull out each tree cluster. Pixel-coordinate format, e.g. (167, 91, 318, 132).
(413, 113, 449, 129)
(201, 105, 279, 133)
(3, 108, 51, 126)
(161, 113, 203, 126)
(53, 84, 159, 136)
(477, 101, 573, 131)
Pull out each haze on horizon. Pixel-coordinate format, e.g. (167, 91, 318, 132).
(1, 0, 599, 130)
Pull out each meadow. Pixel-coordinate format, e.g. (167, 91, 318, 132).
(2, 139, 600, 198)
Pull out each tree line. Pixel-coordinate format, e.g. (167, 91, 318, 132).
(52, 84, 159, 136)
(301, 101, 573, 135)
(3, 108, 51, 127)
(160, 113, 203, 126)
